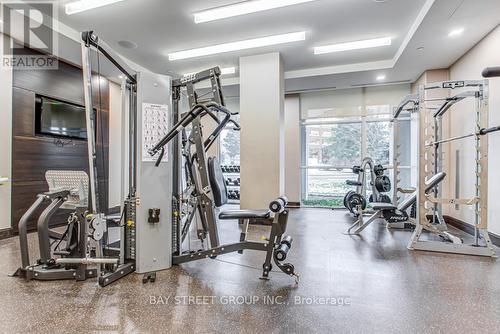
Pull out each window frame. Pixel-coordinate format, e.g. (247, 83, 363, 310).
(300, 114, 412, 207)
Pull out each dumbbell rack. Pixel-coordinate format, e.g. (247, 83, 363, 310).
(221, 165, 240, 204)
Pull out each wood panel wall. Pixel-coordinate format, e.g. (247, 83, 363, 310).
(11, 46, 109, 232)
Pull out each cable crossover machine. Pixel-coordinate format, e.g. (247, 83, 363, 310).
(13, 30, 298, 286)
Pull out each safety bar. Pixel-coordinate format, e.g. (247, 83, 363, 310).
(427, 125, 500, 146)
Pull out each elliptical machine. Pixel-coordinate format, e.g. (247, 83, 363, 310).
(343, 157, 392, 215)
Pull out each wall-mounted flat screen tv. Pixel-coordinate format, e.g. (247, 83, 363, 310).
(35, 95, 89, 140)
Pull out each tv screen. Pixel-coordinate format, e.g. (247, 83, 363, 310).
(35, 95, 89, 140)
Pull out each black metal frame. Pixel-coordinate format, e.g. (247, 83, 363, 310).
(151, 68, 298, 281)
(13, 196, 96, 282)
(80, 31, 139, 287)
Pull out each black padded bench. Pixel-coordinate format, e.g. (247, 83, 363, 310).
(346, 172, 446, 235)
(208, 157, 274, 221)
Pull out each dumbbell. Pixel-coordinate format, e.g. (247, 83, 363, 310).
(226, 178, 232, 185)
(235, 190, 240, 199)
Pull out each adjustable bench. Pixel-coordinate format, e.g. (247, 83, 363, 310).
(204, 157, 298, 280)
(209, 157, 272, 222)
(208, 156, 279, 244)
(346, 172, 446, 235)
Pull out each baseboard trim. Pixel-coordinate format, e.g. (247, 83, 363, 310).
(0, 228, 14, 240)
(444, 215, 500, 247)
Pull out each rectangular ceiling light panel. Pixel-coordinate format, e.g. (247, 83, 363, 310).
(314, 37, 392, 55)
(65, 0, 126, 15)
(183, 67, 236, 77)
(169, 31, 306, 61)
(194, 0, 318, 23)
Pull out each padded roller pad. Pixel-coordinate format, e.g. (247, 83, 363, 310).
(371, 202, 397, 211)
(219, 209, 271, 220)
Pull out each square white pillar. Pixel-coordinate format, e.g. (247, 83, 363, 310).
(239, 53, 284, 209)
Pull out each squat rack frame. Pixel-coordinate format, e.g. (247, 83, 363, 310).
(408, 80, 497, 257)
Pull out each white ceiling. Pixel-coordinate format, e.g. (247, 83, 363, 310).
(54, 0, 500, 92)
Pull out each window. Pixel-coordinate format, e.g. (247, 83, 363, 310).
(366, 121, 392, 166)
(220, 128, 240, 165)
(300, 84, 411, 207)
(302, 168, 356, 207)
(304, 122, 362, 167)
(219, 98, 241, 166)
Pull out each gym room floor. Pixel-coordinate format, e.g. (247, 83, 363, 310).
(0, 208, 499, 333)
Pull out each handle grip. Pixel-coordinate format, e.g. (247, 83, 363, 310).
(482, 67, 500, 78)
(480, 126, 500, 135)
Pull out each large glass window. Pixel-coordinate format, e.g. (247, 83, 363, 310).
(304, 122, 361, 167)
(366, 121, 392, 166)
(220, 128, 240, 165)
(300, 84, 411, 207)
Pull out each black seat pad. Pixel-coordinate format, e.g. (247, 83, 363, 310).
(208, 157, 228, 207)
(371, 202, 397, 211)
(219, 209, 271, 220)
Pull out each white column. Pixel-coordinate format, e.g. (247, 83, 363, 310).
(0, 33, 13, 230)
(284, 94, 301, 204)
(239, 53, 284, 209)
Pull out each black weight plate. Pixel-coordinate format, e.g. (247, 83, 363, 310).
(373, 164, 385, 176)
(379, 194, 392, 203)
(346, 193, 367, 213)
(375, 175, 391, 193)
(344, 190, 355, 209)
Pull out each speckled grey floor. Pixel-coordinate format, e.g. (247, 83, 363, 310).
(0, 208, 499, 333)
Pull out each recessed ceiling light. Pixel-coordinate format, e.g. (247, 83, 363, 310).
(117, 40, 138, 49)
(66, 0, 126, 15)
(314, 37, 392, 55)
(118, 75, 124, 79)
(448, 28, 464, 37)
(169, 31, 306, 61)
(376, 75, 386, 81)
(417, 46, 424, 51)
(220, 67, 236, 75)
(193, 0, 318, 24)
